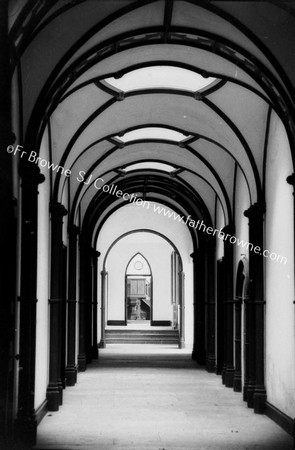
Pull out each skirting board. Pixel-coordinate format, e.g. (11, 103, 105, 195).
(35, 399, 48, 425)
(265, 401, 294, 436)
(151, 320, 171, 326)
(107, 320, 126, 326)
(107, 320, 172, 326)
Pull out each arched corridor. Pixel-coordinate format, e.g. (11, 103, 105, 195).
(1, 1, 295, 449)
(35, 345, 293, 450)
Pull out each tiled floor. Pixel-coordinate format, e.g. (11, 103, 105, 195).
(35, 345, 293, 450)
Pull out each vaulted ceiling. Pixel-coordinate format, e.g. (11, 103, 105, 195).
(9, 0, 295, 244)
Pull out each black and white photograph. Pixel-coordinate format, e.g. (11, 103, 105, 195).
(0, 1, 295, 449)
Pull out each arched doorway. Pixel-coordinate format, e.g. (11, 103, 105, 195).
(99, 227, 190, 348)
(125, 253, 152, 324)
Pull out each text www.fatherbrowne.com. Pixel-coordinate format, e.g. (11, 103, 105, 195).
(74, 176, 285, 265)
(141, 201, 287, 265)
(7, 145, 287, 265)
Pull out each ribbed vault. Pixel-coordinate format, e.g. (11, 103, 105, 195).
(4, 2, 295, 442)
(10, 0, 295, 246)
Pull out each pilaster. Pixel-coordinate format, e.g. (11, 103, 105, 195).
(65, 225, 79, 386)
(46, 202, 67, 411)
(244, 202, 267, 413)
(205, 237, 216, 372)
(78, 236, 90, 371)
(215, 258, 225, 375)
(85, 243, 93, 365)
(91, 249, 100, 359)
(286, 174, 295, 442)
(16, 162, 44, 445)
(242, 292, 251, 401)
(178, 271, 185, 349)
(100, 270, 108, 349)
(233, 297, 242, 392)
(190, 249, 206, 364)
(221, 225, 235, 388)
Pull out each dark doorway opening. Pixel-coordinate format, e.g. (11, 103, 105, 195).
(126, 275, 152, 322)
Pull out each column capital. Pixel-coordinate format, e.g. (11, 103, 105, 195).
(190, 250, 200, 261)
(190, 247, 208, 265)
(286, 173, 295, 186)
(91, 249, 101, 259)
(221, 224, 235, 235)
(3, 130, 16, 147)
(20, 162, 45, 185)
(68, 224, 80, 237)
(244, 202, 266, 219)
(49, 202, 67, 218)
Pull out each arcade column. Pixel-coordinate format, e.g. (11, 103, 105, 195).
(205, 237, 216, 372)
(0, 2, 18, 446)
(65, 225, 79, 386)
(78, 236, 91, 371)
(178, 270, 185, 349)
(244, 202, 266, 413)
(46, 202, 67, 411)
(100, 270, 108, 349)
(221, 225, 235, 388)
(190, 248, 206, 364)
(286, 173, 295, 445)
(233, 295, 243, 392)
(17, 163, 45, 443)
(91, 250, 100, 359)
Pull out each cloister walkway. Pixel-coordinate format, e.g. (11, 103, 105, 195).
(35, 345, 293, 450)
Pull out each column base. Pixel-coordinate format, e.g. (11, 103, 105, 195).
(233, 372, 242, 392)
(179, 338, 185, 349)
(224, 366, 235, 388)
(206, 355, 216, 373)
(254, 387, 267, 414)
(92, 345, 99, 359)
(191, 345, 206, 364)
(221, 364, 227, 384)
(246, 384, 255, 408)
(46, 383, 61, 411)
(58, 381, 63, 405)
(15, 415, 37, 448)
(78, 353, 87, 371)
(243, 381, 249, 401)
(65, 364, 78, 386)
(215, 361, 223, 375)
(99, 340, 106, 349)
(62, 376, 67, 390)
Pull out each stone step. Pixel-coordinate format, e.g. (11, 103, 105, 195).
(105, 338, 179, 344)
(105, 329, 179, 345)
(106, 330, 178, 334)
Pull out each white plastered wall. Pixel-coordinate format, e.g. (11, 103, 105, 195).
(35, 131, 50, 410)
(214, 198, 225, 361)
(106, 233, 173, 323)
(234, 167, 250, 273)
(265, 111, 295, 418)
(96, 202, 194, 346)
(215, 199, 225, 261)
(233, 167, 250, 380)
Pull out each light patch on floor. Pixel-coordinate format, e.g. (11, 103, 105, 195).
(35, 345, 293, 450)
